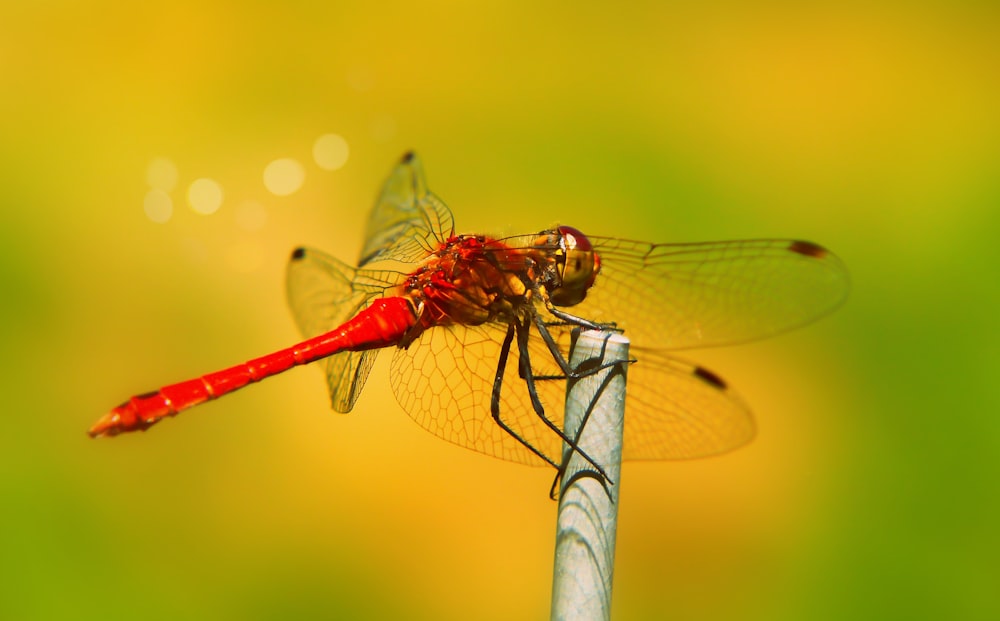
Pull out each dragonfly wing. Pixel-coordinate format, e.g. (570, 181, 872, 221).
(389, 317, 754, 465)
(359, 152, 455, 266)
(322, 349, 380, 413)
(286, 246, 383, 413)
(287, 152, 455, 413)
(528, 328, 754, 461)
(581, 238, 850, 350)
(389, 322, 567, 467)
(617, 347, 755, 459)
(286, 247, 365, 339)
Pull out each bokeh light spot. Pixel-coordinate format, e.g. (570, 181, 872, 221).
(188, 178, 224, 215)
(235, 200, 267, 232)
(263, 158, 306, 196)
(146, 157, 178, 191)
(143, 189, 173, 223)
(313, 134, 350, 171)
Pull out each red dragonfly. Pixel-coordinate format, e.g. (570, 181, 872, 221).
(90, 152, 848, 475)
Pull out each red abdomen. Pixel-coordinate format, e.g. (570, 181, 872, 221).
(89, 297, 418, 437)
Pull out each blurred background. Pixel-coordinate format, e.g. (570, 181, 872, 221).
(2, 2, 998, 620)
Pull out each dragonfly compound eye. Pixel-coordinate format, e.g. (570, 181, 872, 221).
(550, 226, 601, 307)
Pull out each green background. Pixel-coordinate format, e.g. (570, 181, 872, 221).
(2, 2, 998, 620)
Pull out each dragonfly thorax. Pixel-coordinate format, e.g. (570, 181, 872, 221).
(403, 234, 534, 329)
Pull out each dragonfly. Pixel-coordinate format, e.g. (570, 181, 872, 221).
(90, 152, 848, 482)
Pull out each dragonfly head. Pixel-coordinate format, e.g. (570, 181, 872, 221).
(550, 226, 601, 307)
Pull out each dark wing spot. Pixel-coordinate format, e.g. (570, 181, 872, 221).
(291, 247, 306, 261)
(693, 366, 728, 390)
(788, 240, 828, 258)
(401, 150, 415, 163)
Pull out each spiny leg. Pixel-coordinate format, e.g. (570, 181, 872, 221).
(488, 317, 617, 493)
(532, 313, 634, 382)
(490, 322, 561, 470)
(512, 315, 611, 489)
(548, 342, 627, 501)
(530, 314, 633, 497)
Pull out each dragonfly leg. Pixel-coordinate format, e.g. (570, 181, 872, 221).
(549, 462, 614, 501)
(532, 314, 634, 497)
(538, 316, 622, 334)
(537, 287, 622, 335)
(544, 303, 604, 331)
(513, 316, 612, 488)
(533, 313, 635, 381)
(490, 322, 561, 470)
(516, 318, 629, 384)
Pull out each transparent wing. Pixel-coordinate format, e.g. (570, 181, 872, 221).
(286, 151, 453, 412)
(387, 318, 755, 465)
(576, 238, 850, 351)
(615, 348, 755, 460)
(359, 151, 455, 266)
(389, 322, 565, 466)
(286, 247, 364, 339)
(530, 327, 754, 461)
(286, 247, 384, 412)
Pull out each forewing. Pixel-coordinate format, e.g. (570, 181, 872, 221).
(579, 238, 849, 351)
(359, 152, 455, 266)
(388, 317, 754, 465)
(617, 348, 755, 459)
(529, 328, 754, 460)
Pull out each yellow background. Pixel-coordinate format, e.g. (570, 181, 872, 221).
(2, 2, 998, 619)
